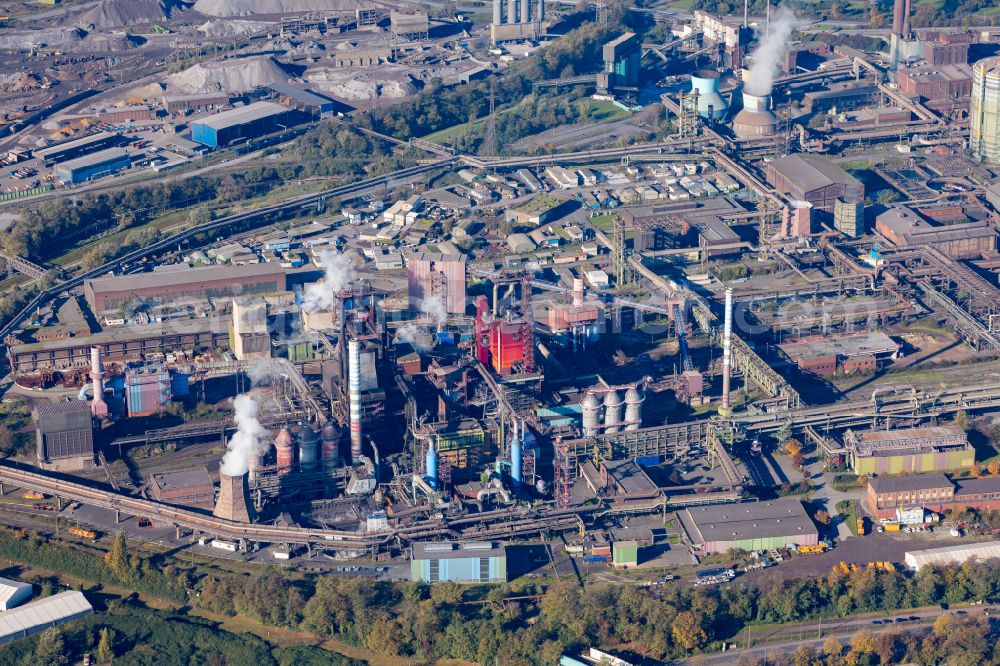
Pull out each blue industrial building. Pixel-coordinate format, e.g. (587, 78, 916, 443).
(410, 542, 507, 583)
(55, 148, 131, 184)
(191, 101, 295, 149)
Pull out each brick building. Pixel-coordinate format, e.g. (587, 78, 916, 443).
(865, 474, 1000, 519)
(897, 64, 972, 100)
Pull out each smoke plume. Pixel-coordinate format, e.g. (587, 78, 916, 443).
(220, 394, 271, 476)
(396, 295, 448, 351)
(744, 7, 796, 97)
(302, 249, 355, 313)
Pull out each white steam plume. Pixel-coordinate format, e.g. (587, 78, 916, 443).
(245, 358, 279, 386)
(744, 7, 796, 97)
(220, 394, 271, 477)
(302, 249, 356, 314)
(396, 295, 449, 351)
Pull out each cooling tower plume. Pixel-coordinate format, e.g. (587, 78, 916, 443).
(302, 249, 356, 314)
(744, 7, 796, 97)
(220, 394, 271, 477)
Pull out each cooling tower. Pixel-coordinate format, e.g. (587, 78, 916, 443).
(690, 70, 728, 119)
(213, 472, 256, 523)
(733, 92, 777, 138)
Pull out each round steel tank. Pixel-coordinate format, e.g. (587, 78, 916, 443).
(298, 424, 319, 472)
(581, 392, 601, 438)
(690, 69, 728, 119)
(732, 92, 777, 138)
(321, 422, 340, 465)
(275, 428, 294, 474)
(603, 390, 623, 434)
(624, 387, 644, 431)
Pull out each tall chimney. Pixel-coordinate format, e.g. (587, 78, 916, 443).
(721, 288, 733, 415)
(213, 472, 255, 523)
(90, 346, 108, 418)
(572, 277, 584, 308)
(348, 338, 363, 462)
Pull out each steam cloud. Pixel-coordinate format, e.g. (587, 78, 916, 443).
(302, 249, 356, 313)
(744, 7, 796, 97)
(220, 394, 271, 477)
(397, 294, 448, 351)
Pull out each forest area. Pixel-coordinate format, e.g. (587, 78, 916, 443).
(1, 525, 999, 665)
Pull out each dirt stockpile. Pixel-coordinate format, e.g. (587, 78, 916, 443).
(196, 19, 272, 37)
(0, 27, 138, 52)
(192, 0, 366, 16)
(167, 56, 291, 93)
(73, 0, 177, 29)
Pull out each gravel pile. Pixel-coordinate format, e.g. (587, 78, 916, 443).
(196, 19, 272, 37)
(167, 56, 291, 93)
(73, 0, 177, 29)
(192, 0, 365, 17)
(0, 27, 138, 52)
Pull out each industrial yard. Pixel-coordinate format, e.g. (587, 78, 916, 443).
(1, 0, 1000, 663)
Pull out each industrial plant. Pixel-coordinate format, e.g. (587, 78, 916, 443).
(0, 0, 999, 642)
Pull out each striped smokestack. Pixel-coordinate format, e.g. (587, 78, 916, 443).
(721, 287, 733, 415)
(348, 338, 362, 462)
(90, 346, 108, 418)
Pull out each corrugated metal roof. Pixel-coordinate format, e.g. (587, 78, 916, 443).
(905, 541, 1000, 570)
(35, 131, 118, 158)
(0, 591, 92, 639)
(869, 473, 951, 494)
(56, 148, 129, 173)
(769, 154, 862, 193)
(193, 101, 289, 131)
(0, 579, 31, 608)
(32, 400, 92, 417)
(85, 262, 285, 294)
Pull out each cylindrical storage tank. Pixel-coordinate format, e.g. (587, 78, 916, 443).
(275, 428, 294, 475)
(603, 390, 623, 434)
(971, 56, 1000, 163)
(321, 422, 340, 466)
(581, 392, 601, 438)
(624, 387, 644, 431)
(298, 424, 319, 472)
(511, 432, 523, 486)
(425, 440, 439, 490)
(691, 70, 728, 119)
(493, 0, 503, 24)
(732, 92, 777, 138)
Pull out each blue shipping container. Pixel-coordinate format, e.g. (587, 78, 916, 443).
(635, 455, 660, 467)
(583, 555, 609, 564)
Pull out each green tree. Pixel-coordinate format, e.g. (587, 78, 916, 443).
(96, 627, 115, 663)
(104, 533, 131, 581)
(30, 628, 68, 666)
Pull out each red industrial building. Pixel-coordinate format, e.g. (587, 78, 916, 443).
(406, 253, 467, 315)
(866, 474, 1000, 520)
(779, 331, 899, 378)
(896, 64, 972, 100)
(876, 206, 997, 259)
(98, 106, 153, 124)
(921, 31, 971, 66)
(474, 295, 534, 376)
(148, 467, 215, 510)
